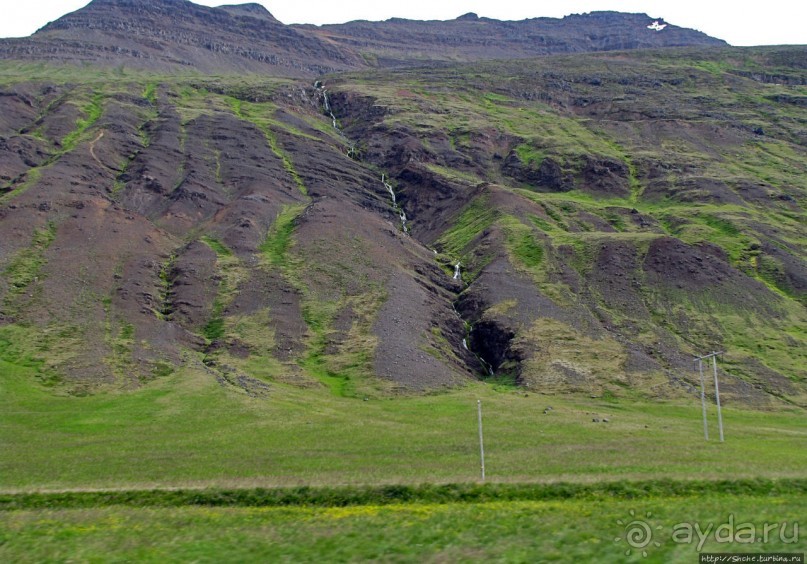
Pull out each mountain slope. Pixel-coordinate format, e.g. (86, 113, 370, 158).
(326, 47, 806, 404)
(0, 0, 363, 75)
(303, 11, 726, 67)
(1, 45, 805, 407)
(0, 1, 804, 407)
(0, 0, 726, 75)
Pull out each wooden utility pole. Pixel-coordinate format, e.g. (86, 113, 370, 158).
(697, 358, 709, 440)
(477, 400, 486, 481)
(694, 351, 725, 442)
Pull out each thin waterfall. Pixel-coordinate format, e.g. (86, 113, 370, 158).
(315, 81, 356, 158)
(453, 302, 494, 377)
(323, 90, 338, 129)
(382, 174, 408, 233)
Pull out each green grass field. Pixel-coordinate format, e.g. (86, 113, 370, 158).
(5, 349, 805, 560)
(2, 358, 807, 491)
(2, 493, 804, 562)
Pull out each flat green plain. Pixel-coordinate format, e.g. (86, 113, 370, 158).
(2, 359, 806, 490)
(2, 494, 804, 562)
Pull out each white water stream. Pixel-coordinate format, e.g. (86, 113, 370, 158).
(382, 174, 408, 233)
(452, 286, 494, 376)
(314, 81, 495, 373)
(315, 81, 356, 158)
(323, 90, 338, 129)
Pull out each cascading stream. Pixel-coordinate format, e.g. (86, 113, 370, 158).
(314, 82, 408, 233)
(452, 302, 494, 377)
(477, 351, 495, 377)
(382, 173, 408, 233)
(314, 81, 489, 374)
(323, 90, 338, 129)
(314, 81, 356, 158)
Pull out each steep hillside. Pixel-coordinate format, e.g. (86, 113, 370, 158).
(0, 45, 805, 408)
(327, 47, 807, 405)
(0, 0, 725, 75)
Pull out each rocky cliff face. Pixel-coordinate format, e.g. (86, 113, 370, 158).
(0, 1, 726, 75)
(305, 11, 726, 67)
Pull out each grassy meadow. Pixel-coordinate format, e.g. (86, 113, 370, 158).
(2, 355, 806, 490)
(5, 331, 805, 560)
(1, 492, 805, 562)
(3, 348, 805, 560)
